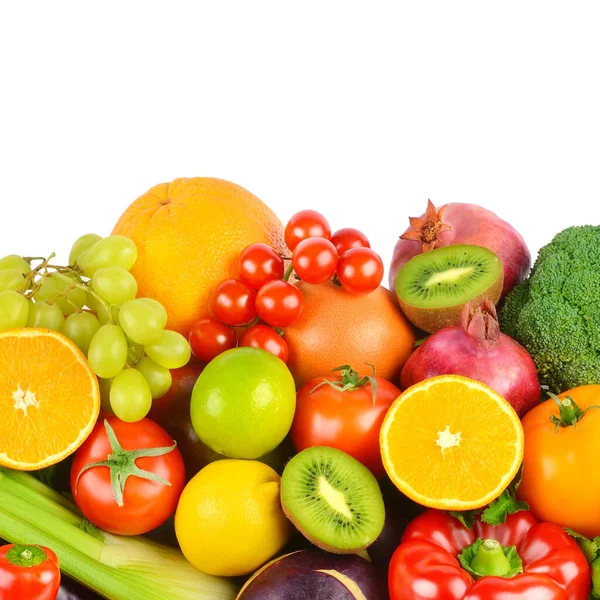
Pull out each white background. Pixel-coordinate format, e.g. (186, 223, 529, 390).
(1, 2, 599, 284)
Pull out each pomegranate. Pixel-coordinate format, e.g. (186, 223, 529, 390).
(400, 298, 540, 417)
(389, 200, 531, 298)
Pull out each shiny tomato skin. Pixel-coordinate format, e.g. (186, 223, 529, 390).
(518, 385, 600, 538)
(212, 278, 257, 326)
(284, 210, 331, 250)
(330, 228, 371, 255)
(240, 324, 289, 363)
(292, 237, 338, 284)
(255, 280, 304, 328)
(70, 417, 186, 536)
(240, 243, 285, 290)
(291, 375, 400, 477)
(337, 247, 384, 295)
(189, 316, 237, 363)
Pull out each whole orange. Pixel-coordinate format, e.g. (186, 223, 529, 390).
(285, 281, 416, 389)
(112, 178, 286, 336)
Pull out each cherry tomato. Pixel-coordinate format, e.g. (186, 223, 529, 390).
(284, 210, 331, 250)
(239, 243, 285, 289)
(212, 278, 257, 326)
(337, 247, 384, 295)
(291, 367, 401, 477)
(189, 316, 237, 363)
(240, 324, 290, 363)
(255, 280, 304, 328)
(292, 238, 339, 284)
(330, 227, 371, 255)
(70, 417, 186, 536)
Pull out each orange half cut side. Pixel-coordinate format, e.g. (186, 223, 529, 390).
(0, 328, 100, 470)
(380, 374, 524, 511)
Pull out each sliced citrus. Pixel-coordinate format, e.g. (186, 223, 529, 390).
(0, 328, 100, 470)
(380, 374, 524, 510)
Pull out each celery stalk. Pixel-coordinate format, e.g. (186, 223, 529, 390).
(0, 468, 238, 600)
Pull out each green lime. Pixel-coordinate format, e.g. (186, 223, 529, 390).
(191, 347, 296, 459)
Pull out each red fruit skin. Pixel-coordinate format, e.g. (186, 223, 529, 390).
(400, 323, 540, 418)
(389, 202, 531, 298)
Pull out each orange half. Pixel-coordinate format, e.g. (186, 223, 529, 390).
(0, 328, 100, 470)
(380, 374, 524, 510)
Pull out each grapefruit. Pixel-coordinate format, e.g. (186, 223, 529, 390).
(284, 281, 416, 388)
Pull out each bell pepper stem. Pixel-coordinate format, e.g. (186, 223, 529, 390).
(5, 544, 48, 568)
(470, 539, 512, 577)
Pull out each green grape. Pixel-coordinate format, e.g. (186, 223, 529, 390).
(110, 368, 152, 422)
(119, 299, 164, 345)
(77, 236, 138, 277)
(129, 341, 146, 362)
(86, 293, 111, 325)
(69, 233, 103, 266)
(92, 267, 138, 306)
(26, 301, 65, 331)
(63, 311, 101, 354)
(98, 377, 114, 414)
(0, 291, 30, 329)
(0, 255, 31, 275)
(88, 324, 128, 379)
(137, 298, 168, 329)
(36, 273, 87, 316)
(0, 269, 27, 293)
(144, 330, 191, 369)
(135, 357, 173, 399)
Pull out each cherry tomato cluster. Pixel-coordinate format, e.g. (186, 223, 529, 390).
(189, 209, 384, 366)
(286, 210, 384, 294)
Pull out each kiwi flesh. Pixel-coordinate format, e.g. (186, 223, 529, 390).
(395, 244, 503, 333)
(280, 446, 385, 554)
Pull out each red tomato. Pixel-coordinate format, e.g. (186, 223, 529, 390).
(70, 417, 186, 536)
(284, 210, 331, 250)
(291, 368, 400, 477)
(292, 238, 338, 284)
(239, 243, 285, 289)
(337, 247, 384, 295)
(189, 316, 237, 363)
(330, 228, 371, 255)
(240, 324, 289, 363)
(212, 278, 257, 326)
(255, 280, 304, 328)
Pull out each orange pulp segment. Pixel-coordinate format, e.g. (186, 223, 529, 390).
(380, 374, 524, 510)
(0, 328, 100, 470)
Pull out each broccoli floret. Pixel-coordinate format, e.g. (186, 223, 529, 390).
(499, 225, 600, 393)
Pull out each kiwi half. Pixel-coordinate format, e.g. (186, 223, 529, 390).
(395, 244, 503, 333)
(280, 446, 385, 554)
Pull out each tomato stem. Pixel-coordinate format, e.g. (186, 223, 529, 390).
(310, 363, 379, 405)
(282, 263, 294, 282)
(548, 392, 600, 432)
(73, 420, 178, 508)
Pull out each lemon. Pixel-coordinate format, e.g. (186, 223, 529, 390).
(174, 459, 293, 577)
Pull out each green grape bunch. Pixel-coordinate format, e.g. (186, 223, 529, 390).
(0, 234, 191, 423)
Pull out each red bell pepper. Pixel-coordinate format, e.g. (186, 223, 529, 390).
(0, 543, 60, 600)
(389, 509, 590, 600)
